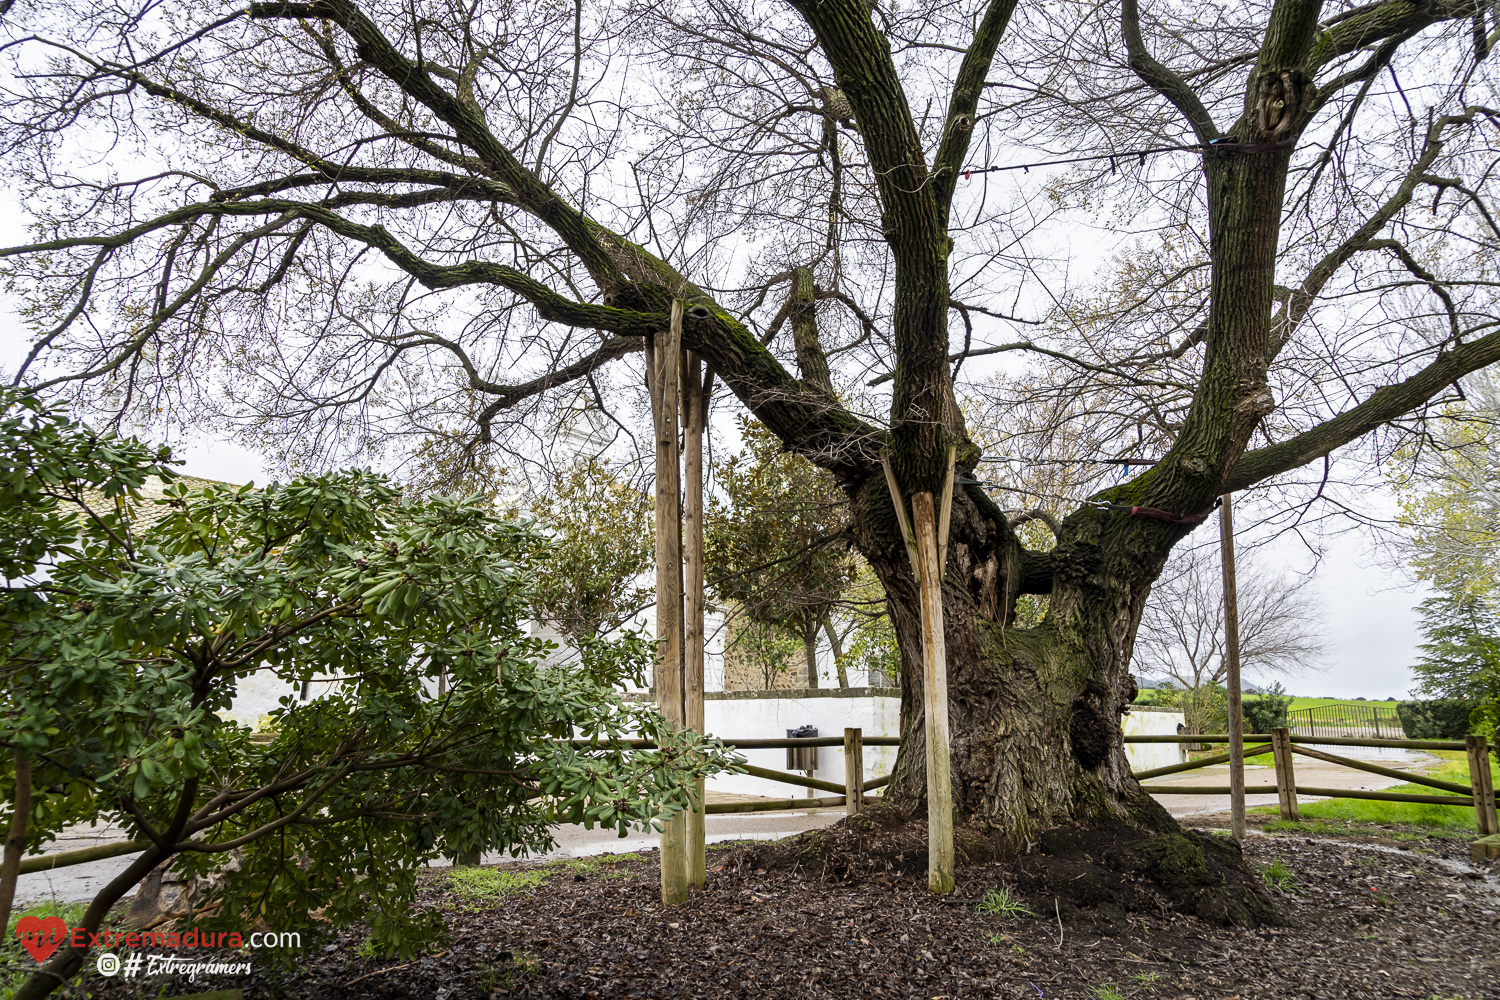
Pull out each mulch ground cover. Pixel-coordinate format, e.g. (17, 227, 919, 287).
(85, 823, 1499, 1000)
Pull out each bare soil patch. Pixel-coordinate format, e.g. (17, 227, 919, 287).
(83, 824, 1499, 1000)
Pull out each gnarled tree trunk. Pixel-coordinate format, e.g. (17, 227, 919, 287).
(851, 473, 1180, 846)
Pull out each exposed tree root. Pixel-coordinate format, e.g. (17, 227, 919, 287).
(727, 804, 1284, 930)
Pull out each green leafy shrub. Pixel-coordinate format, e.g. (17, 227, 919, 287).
(1181, 682, 1228, 735)
(0, 390, 738, 997)
(1397, 699, 1478, 739)
(1243, 682, 1293, 734)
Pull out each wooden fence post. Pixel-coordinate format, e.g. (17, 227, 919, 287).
(1218, 493, 1245, 840)
(1467, 735, 1499, 837)
(1271, 727, 1298, 821)
(844, 728, 864, 816)
(682, 350, 707, 890)
(650, 302, 689, 906)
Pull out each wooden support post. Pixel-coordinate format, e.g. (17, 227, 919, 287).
(1467, 735, 1498, 836)
(883, 450, 956, 894)
(1218, 493, 1246, 840)
(912, 491, 955, 894)
(651, 302, 689, 906)
(1271, 727, 1298, 821)
(844, 728, 864, 816)
(682, 351, 707, 889)
(881, 458, 921, 578)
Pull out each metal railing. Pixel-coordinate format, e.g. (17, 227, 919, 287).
(1286, 704, 1404, 741)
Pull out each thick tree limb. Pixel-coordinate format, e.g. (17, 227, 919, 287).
(930, 0, 1022, 225)
(1271, 105, 1490, 354)
(1308, 0, 1484, 72)
(790, 0, 959, 485)
(1008, 509, 1062, 537)
(0, 754, 30, 934)
(789, 266, 836, 395)
(250, 0, 626, 289)
(1, 199, 664, 337)
(1222, 326, 1500, 492)
(1121, 0, 1220, 142)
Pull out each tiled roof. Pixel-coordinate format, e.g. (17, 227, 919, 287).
(72, 474, 239, 529)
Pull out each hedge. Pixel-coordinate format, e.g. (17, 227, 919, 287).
(1396, 699, 1477, 740)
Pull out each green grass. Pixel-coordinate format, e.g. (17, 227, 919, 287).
(4, 901, 90, 1000)
(1259, 817, 1476, 841)
(976, 885, 1034, 918)
(1284, 696, 1400, 712)
(1131, 971, 1161, 987)
(445, 866, 549, 901)
(554, 852, 644, 879)
(1260, 857, 1297, 893)
(1089, 984, 1125, 1000)
(1134, 692, 1402, 713)
(1250, 754, 1496, 833)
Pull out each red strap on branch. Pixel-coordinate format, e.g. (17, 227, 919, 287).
(1128, 503, 1217, 525)
(1093, 497, 1221, 525)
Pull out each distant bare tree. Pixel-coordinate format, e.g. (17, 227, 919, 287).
(1135, 544, 1329, 691)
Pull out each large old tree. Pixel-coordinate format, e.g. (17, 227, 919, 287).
(4, 0, 1499, 901)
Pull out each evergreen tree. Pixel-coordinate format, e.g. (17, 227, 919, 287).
(1410, 589, 1500, 739)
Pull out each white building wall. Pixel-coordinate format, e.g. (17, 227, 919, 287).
(221, 672, 299, 728)
(1121, 707, 1188, 771)
(225, 665, 1186, 795)
(698, 690, 901, 799)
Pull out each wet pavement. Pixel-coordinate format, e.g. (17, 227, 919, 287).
(14, 749, 1447, 905)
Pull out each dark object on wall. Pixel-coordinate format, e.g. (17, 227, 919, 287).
(786, 726, 819, 771)
(1397, 699, 1477, 740)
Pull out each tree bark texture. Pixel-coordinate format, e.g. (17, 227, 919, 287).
(0, 754, 31, 935)
(852, 476, 1180, 849)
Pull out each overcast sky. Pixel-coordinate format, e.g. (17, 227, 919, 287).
(0, 172, 1432, 705)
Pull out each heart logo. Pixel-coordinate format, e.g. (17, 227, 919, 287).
(15, 915, 69, 963)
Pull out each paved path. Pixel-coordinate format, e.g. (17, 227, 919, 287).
(13, 800, 846, 906)
(13, 751, 1447, 905)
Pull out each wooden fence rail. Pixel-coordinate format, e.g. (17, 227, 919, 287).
(1133, 744, 1272, 781)
(17, 839, 152, 876)
(566, 736, 903, 751)
(16, 733, 897, 874)
(1124, 733, 1468, 751)
(705, 730, 892, 813)
(1128, 728, 1498, 838)
(28, 731, 1492, 871)
(1145, 785, 1474, 807)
